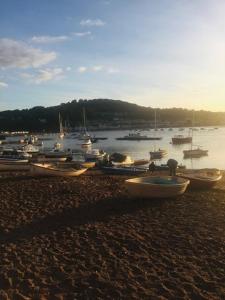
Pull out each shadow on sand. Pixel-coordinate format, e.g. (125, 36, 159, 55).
(0, 194, 174, 244)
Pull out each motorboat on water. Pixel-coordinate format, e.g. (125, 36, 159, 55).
(125, 176, 190, 198)
(30, 163, 87, 177)
(116, 131, 162, 141)
(177, 169, 222, 189)
(172, 135, 192, 145)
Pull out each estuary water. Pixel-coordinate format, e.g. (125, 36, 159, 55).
(38, 126, 225, 170)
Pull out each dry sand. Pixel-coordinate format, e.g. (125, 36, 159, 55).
(0, 170, 225, 299)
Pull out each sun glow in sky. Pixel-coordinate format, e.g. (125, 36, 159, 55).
(1, 0, 225, 111)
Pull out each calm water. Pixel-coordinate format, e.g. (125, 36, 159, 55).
(35, 127, 225, 170)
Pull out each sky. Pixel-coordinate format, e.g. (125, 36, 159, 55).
(1, 0, 225, 111)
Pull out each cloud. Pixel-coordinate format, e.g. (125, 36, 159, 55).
(73, 31, 91, 37)
(66, 66, 71, 71)
(80, 19, 105, 27)
(0, 38, 56, 69)
(21, 68, 64, 84)
(31, 35, 69, 43)
(0, 81, 8, 88)
(77, 66, 87, 73)
(92, 65, 103, 71)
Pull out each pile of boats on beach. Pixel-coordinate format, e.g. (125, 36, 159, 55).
(0, 138, 222, 200)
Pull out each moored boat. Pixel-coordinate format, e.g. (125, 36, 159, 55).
(125, 176, 190, 198)
(116, 131, 161, 141)
(150, 149, 168, 160)
(183, 148, 208, 158)
(30, 163, 87, 177)
(172, 135, 192, 145)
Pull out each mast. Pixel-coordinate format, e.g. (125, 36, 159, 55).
(191, 110, 194, 150)
(59, 112, 63, 134)
(83, 107, 87, 133)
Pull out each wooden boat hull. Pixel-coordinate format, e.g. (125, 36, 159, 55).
(30, 163, 87, 177)
(125, 176, 190, 198)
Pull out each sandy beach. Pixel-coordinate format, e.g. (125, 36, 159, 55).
(0, 170, 225, 299)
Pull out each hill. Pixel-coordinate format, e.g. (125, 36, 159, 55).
(0, 99, 224, 132)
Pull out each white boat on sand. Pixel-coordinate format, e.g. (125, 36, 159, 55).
(125, 176, 190, 198)
(30, 163, 87, 177)
(177, 169, 222, 189)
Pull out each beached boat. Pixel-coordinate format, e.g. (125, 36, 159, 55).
(177, 169, 222, 189)
(30, 163, 87, 177)
(110, 153, 134, 166)
(0, 160, 30, 171)
(101, 166, 147, 175)
(22, 144, 40, 154)
(38, 143, 72, 162)
(84, 149, 107, 161)
(0, 148, 31, 160)
(125, 176, 190, 198)
(172, 135, 192, 145)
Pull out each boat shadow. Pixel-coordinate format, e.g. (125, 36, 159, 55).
(0, 194, 176, 244)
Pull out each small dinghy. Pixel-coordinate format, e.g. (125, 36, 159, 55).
(125, 176, 190, 198)
(30, 163, 87, 177)
(177, 169, 222, 189)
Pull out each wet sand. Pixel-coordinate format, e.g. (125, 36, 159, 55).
(0, 170, 225, 299)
